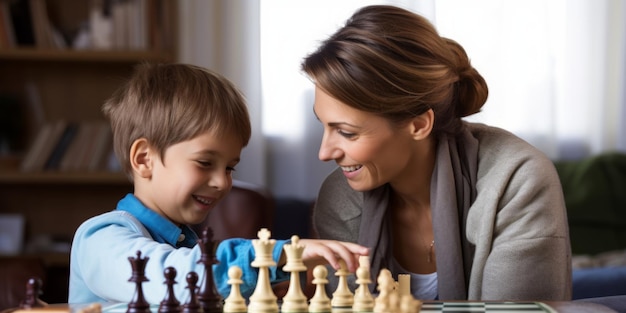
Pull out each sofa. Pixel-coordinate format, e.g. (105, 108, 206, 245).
(554, 152, 626, 300)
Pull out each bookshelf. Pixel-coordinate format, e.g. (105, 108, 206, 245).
(0, 0, 177, 301)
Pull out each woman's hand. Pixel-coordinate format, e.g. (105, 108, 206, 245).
(296, 239, 369, 272)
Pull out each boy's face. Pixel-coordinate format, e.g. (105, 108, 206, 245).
(136, 129, 243, 226)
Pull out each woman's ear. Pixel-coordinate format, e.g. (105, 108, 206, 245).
(129, 138, 154, 178)
(409, 109, 435, 140)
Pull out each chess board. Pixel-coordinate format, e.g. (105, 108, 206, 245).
(421, 301, 557, 312)
(99, 301, 557, 313)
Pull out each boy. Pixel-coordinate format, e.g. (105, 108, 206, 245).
(68, 63, 368, 304)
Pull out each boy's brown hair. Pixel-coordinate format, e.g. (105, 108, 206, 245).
(102, 62, 251, 179)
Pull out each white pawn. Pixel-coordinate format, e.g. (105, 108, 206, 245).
(248, 228, 279, 313)
(352, 256, 374, 312)
(331, 259, 354, 310)
(281, 235, 308, 313)
(308, 265, 331, 313)
(224, 266, 247, 313)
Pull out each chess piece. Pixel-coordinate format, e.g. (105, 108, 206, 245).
(397, 274, 410, 297)
(399, 295, 422, 313)
(197, 227, 223, 313)
(281, 235, 308, 312)
(331, 259, 354, 311)
(158, 267, 181, 313)
(127, 250, 151, 313)
(182, 272, 201, 313)
(20, 277, 46, 309)
(352, 256, 374, 312)
(247, 228, 279, 313)
(373, 269, 394, 313)
(308, 265, 331, 313)
(223, 266, 247, 313)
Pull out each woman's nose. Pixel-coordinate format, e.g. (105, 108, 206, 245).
(318, 133, 341, 162)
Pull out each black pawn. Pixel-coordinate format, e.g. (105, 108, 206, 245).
(182, 272, 201, 313)
(159, 267, 181, 313)
(197, 227, 223, 313)
(20, 277, 45, 309)
(127, 251, 151, 313)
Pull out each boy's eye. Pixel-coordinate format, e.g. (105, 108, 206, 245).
(226, 166, 237, 173)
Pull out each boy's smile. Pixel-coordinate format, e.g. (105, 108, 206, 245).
(133, 129, 244, 226)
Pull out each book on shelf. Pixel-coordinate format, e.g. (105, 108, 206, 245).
(44, 122, 79, 170)
(28, 0, 64, 49)
(2, 0, 168, 51)
(0, 0, 16, 48)
(7, 0, 34, 46)
(58, 121, 94, 171)
(91, 0, 168, 51)
(20, 120, 67, 172)
(2, 0, 64, 49)
(20, 121, 117, 173)
(87, 122, 113, 171)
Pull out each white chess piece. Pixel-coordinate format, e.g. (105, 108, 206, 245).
(331, 259, 354, 310)
(352, 256, 374, 312)
(373, 269, 394, 313)
(248, 228, 279, 313)
(281, 235, 308, 312)
(399, 295, 422, 313)
(308, 265, 331, 313)
(397, 274, 410, 297)
(224, 266, 247, 313)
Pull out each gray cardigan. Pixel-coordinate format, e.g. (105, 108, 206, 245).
(313, 123, 572, 301)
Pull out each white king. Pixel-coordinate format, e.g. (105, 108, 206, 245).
(248, 228, 279, 313)
(281, 235, 308, 312)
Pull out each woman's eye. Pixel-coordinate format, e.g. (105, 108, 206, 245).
(197, 160, 211, 167)
(337, 129, 356, 139)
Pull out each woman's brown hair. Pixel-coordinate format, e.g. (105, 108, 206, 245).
(302, 5, 488, 136)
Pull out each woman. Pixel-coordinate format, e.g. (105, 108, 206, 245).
(301, 5, 571, 301)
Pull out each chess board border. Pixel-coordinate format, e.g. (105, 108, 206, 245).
(98, 301, 558, 313)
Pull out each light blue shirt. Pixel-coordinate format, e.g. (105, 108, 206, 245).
(69, 193, 289, 304)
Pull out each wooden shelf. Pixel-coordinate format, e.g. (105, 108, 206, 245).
(0, 48, 174, 63)
(0, 170, 130, 185)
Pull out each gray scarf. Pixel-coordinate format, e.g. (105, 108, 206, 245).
(357, 127, 478, 299)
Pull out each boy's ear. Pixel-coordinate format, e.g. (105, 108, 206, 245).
(129, 138, 154, 178)
(408, 108, 435, 140)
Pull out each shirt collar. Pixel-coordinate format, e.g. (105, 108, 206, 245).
(116, 193, 198, 248)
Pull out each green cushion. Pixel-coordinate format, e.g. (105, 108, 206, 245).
(554, 152, 626, 255)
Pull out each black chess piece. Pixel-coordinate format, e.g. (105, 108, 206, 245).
(182, 272, 201, 313)
(158, 267, 181, 313)
(20, 277, 46, 309)
(197, 227, 223, 313)
(127, 250, 151, 313)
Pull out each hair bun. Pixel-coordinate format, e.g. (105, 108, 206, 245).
(444, 38, 488, 117)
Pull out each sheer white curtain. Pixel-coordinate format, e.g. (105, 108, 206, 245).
(178, 0, 266, 186)
(178, 1, 626, 200)
(435, 0, 626, 159)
